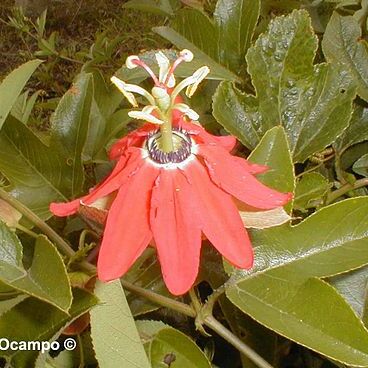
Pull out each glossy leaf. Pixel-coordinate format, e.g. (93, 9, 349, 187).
(0, 59, 42, 130)
(214, 0, 260, 71)
(0, 116, 69, 218)
(90, 280, 151, 368)
(137, 320, 211, 368)
(51, 73, 93, 197)
(353, 153, 368, 177)
(0, 288, 97, 368)
(248, 126, 295, 213)
(213, 10, 356, 162)
(0, 224, 72, 311)
(294, 172, 330, 211)
(227, 198, 368, 365)
(228, 277, 368, 366)
(323, 12, 368, 102)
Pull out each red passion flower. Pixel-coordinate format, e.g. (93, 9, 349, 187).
(50, 50, 292, 295)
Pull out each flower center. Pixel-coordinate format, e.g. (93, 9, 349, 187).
(146, 128, 192, 164)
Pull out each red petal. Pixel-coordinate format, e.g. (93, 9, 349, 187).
(176, 119, 237, 152)
(50, 198, 81, 216)
(184, 160, 253, 269)
(97, 161, 159, 281)
(83, 148, 144, 205)
(150, 169, 201, 295)
(231, 155, 269, 175)
(198, 144, 292, 210)
(108, 124, 155, 160)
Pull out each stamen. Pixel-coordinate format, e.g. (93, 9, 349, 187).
(128, 58, 160, 86)
(163, 49, 194, 87)
(146, 129, 192, 164)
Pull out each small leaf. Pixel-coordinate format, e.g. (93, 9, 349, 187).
(0, 60, 43, 130)
(137, 321, 211, 368)
(90, 280, 151, 368)
(294, 172, 330, 211)
(213, 10, 356, 162)
(247, 126, 295, 213)
(0, 226, 72, 311)
(150, 328, 211, 368)
(353, 153, 368, 177)
(323, 12, 368, 102)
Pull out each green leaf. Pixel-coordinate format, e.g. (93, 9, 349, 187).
(0, 288, 97, 368)
(227, 197, 368, 365)
(323, 12, 368, 102)
(137, 321, 211, 368)
(150, 328, 211, 368)
(0, 225, 72, 311)
(123, 0, 175, 16)
(171, 9, 219, 60)
(353, 153, 368, 177)
(334, 104, 368, 154)
(213, 10, 356, 162)
(0, 116, 69, 218)
(11, 90, 41, 124)
(228, 277, 368, 366)
(153, 27, 240, 81)
(90, 280, 151, 368)
(0, 59, 43, 130)
(294, 172, 330, 211)
(248, 126, 295, 213)
(214, 0, 260, 71)
(51, 73, 93, 197)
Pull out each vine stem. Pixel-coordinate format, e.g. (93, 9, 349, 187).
(0, 188, 274, 368)
(0, 188, 75, 258)
(326, 178, 368, 204)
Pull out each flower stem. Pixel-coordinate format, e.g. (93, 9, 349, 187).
(205, 315, 274, 368)
(159, 110, 173, 152)
(326, 178, 368, 204)
(121, 279, 196, 318)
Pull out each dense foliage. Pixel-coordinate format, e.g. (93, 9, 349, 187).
(1, 1, 368, 367)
